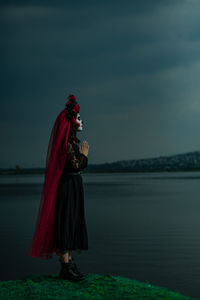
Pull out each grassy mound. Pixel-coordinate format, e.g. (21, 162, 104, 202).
(0, 273, 197, 300)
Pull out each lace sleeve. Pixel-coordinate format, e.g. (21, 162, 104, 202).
(67, 142, 88, 170)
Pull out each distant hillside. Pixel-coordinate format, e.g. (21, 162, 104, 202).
(87, 150, 200, 172)
(0, 151, 200, 175)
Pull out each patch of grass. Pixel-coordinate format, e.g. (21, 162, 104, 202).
(0, 273, 197, 300)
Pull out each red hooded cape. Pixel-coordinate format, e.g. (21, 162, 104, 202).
(26, 108, 71, 259)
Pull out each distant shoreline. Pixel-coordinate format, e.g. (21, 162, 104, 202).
(1, 150, 199, 174)
(0, 168, 200, 175)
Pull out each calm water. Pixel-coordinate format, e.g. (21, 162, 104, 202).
(0, 172, 199, 299)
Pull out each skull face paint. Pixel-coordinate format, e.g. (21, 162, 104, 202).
(76, 113, 83, 131)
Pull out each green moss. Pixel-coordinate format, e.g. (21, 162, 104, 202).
(0, 273, 197, 300)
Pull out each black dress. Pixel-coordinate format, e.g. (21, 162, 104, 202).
(54, 140, 88, 254)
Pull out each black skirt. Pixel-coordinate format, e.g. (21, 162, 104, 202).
(54, 173, 88, 254)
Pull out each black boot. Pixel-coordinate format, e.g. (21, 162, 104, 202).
(69, 257, 87, 279)
(59, 261, 85, 281)
(59, 257, 86, 280)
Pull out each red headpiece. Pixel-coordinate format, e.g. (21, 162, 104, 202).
(65, 94, 80, 128)
(67, 94, 76, 101)
(26, 95, 80, 259)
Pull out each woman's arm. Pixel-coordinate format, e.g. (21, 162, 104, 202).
(67, 142, 88, 170)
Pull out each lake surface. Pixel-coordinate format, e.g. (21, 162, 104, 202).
(0, 172, 199, 299)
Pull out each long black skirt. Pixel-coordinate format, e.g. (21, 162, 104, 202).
(54, 173, 88, 254)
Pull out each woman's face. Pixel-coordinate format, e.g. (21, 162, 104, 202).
(76, 113, 83, 131)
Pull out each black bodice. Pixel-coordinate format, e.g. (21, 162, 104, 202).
(63, 140, 88, 173)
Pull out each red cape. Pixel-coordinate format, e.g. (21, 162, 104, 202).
(26, 108, 71, 259)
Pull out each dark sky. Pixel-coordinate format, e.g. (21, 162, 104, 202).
(1, 0, 200, 168)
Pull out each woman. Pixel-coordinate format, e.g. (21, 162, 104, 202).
(26, 95, 89, 282)
(55, 108, 89, 281)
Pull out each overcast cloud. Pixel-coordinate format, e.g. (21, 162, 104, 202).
(1, 0, 200, 167)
